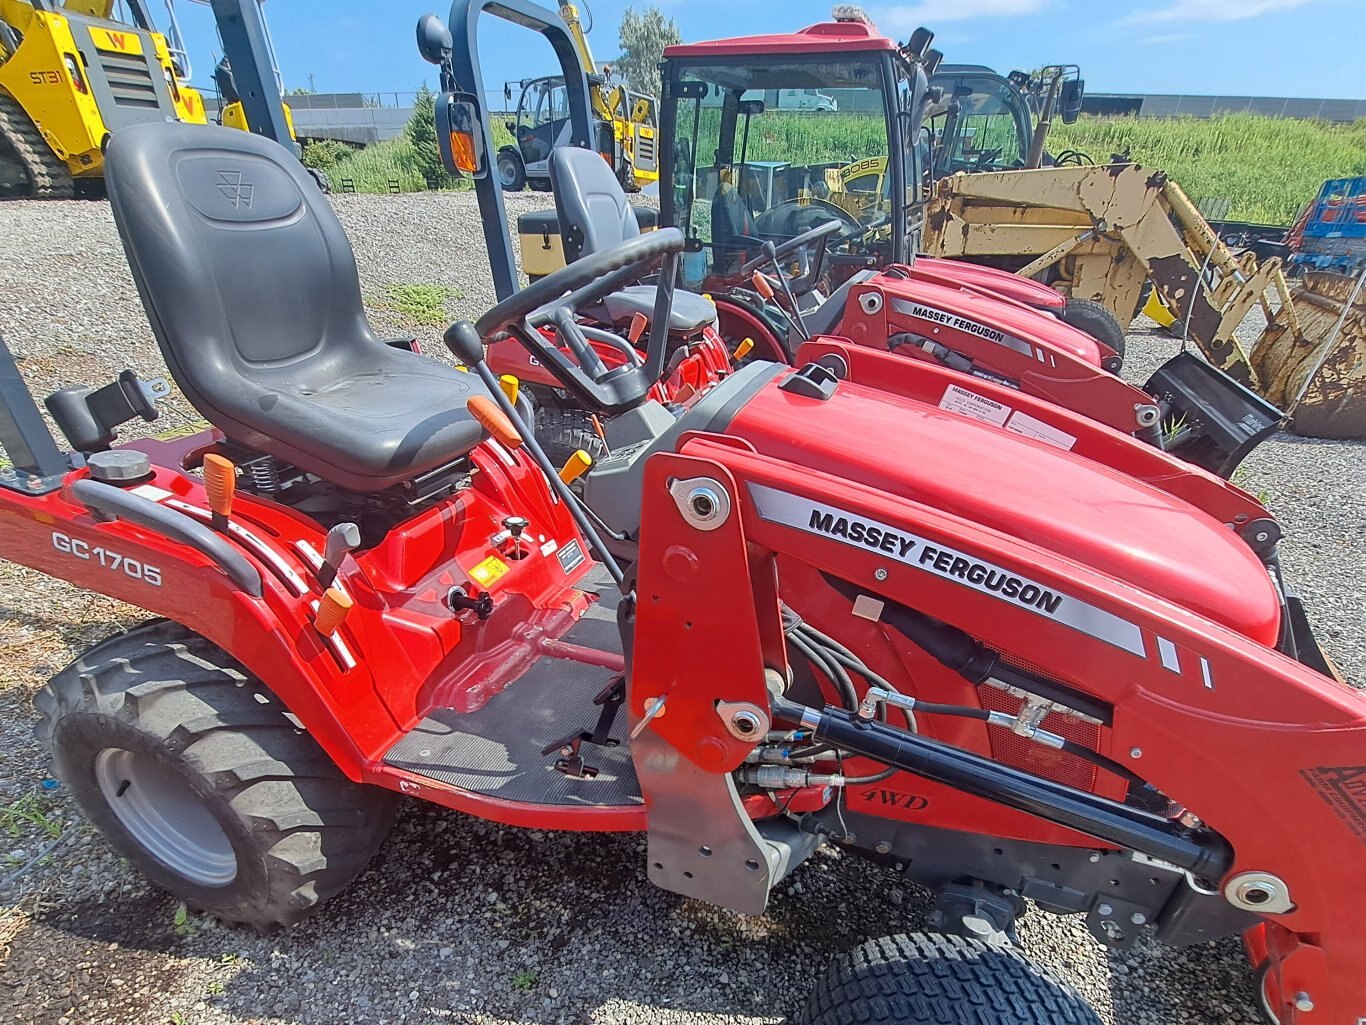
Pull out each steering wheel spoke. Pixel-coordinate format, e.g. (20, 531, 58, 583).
(469, 228, 686, 415)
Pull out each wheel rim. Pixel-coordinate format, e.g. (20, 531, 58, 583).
(498, 157, 519, 188)
(94, 748, 237, 886)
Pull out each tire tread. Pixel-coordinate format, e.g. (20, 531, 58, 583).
(796, 932, 1101, 1025)
(34, 620, 396, 930)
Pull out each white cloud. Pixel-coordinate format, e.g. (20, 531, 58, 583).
(1123, 0, 1319, 24)
(871, 0, 1052, 32)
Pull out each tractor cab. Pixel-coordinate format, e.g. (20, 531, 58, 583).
(658, 9, 930, 291)
(500, 74, 575, 189)
(926, 63, 1086, 175)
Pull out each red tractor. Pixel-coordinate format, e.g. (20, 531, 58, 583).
(0, 94, 1360, 1025)
(462, 10, 1280, 481)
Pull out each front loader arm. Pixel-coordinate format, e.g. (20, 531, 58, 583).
(630, 432, 1366, 1025)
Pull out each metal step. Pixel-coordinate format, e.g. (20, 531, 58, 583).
(384, 592, 640, 807)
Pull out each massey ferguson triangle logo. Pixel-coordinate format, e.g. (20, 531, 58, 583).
(215, 170, 254, 209)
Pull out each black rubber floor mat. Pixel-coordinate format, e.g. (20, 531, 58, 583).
(385, 594, 639, 807)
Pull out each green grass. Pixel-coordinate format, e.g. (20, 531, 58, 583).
(377, 283, 460, 326)
(326, 121, 516, 194)
(688, 109, 1365, 227)
(511, 970, 538, 992)
(1050, 114, 1366, 225)
(328, 137, 433, 193)
(0, 793, 60, 839)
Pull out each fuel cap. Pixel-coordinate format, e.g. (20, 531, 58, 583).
(87, 449, 152, 485)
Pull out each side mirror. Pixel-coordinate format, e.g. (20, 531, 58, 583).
(677, 81, 708, 100)
(923, 48, 943, 76)
(416, 14, 453, 66)
(437, 92, 486, 177)
(906, 27, 933, 58)
(1061, 78, 1085, 124)
(738, 99, 765, 117)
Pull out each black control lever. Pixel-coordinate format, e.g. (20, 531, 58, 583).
(444, 320, 625, 588)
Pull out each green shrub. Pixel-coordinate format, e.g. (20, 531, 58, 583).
(300, 139, 355, 171)
(406, 84, 456, 189)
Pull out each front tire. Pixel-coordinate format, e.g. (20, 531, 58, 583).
(796, 932, 1101, 1025)
(34, 621, 397, 930)
(1060, 297, 1127, 367)
(497, 148, 526, 191)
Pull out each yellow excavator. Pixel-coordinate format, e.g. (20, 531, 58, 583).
(0, 0, 207, 197)
(495, 1, 657, 192)
(920, 61, 1365, 439)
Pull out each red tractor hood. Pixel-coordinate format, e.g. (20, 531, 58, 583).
(910, 258, 1067, 312)
(872, 274, 1104, 367)
(725, 374, 1281, 645)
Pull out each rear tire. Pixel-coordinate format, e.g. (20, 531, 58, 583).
(1060, 297, 1126, 366)
(536, 408, 607, 477)
(34, 620, 397, 930)
(497, 149, 526, 192)
(795, 932, 1101, 1025)
(0, 92, 75, 199)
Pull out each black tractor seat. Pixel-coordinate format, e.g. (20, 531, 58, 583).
(550, 146, 716, 337)
(105, 123, 490, 493)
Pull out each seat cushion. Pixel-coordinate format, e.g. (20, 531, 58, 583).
(599, 285, 718, 334)
(247, 345, 490, 489)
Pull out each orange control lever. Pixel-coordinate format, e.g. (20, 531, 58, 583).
(628, 312, 649, 346)
(314, 587, 353, 637)
(751, 271, 776, 301)
(202, 453, 236, 528)
(467, 395, 523, 449)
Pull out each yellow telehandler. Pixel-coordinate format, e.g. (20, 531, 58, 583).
(495, 2, 657, 193)
(0, 0, 206, 197)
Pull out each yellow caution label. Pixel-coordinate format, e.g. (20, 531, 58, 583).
(469, 556, 510, 587)
(89, 27, 145, 55)
(154, 420, 212, 441)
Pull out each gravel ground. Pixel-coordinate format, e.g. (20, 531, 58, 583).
(0, 192, 1361, 1025)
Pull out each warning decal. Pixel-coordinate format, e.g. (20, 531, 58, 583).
(938, 384, 1010, 427)
(1302, 766, 1366, 844)
(1005, 410, 1077, 451)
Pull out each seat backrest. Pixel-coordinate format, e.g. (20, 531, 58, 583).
(550, 146, 638, 262)
(104, 122, 380, 433)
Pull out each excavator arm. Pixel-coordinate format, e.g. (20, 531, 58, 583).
(923, 162, 1364, 438)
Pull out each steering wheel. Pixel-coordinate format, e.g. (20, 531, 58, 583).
(471, 228, 686, 415)
(974, 147, 1003, 170)
(739, 218, 844, 279)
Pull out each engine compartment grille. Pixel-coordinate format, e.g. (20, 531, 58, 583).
(978, 684, 1103, 794)
(99, 50, 159, 109)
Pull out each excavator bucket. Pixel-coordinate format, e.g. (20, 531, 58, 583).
(1252, 270, 1366, 440)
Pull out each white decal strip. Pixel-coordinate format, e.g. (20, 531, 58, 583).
(1199, 657, 1215, 690)
(749, 484, 1147, 658)
(165, 499, 308, 596)
(891, 298, 1035, 357)
(1156, 636, 1181, 674)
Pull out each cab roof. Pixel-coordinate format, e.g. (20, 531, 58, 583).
(662, 19, 897, 59)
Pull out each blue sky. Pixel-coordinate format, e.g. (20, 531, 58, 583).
(165, 0, 1366, 101)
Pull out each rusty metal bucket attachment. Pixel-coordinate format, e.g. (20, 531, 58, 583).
(1252, 270, 1366, 440)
